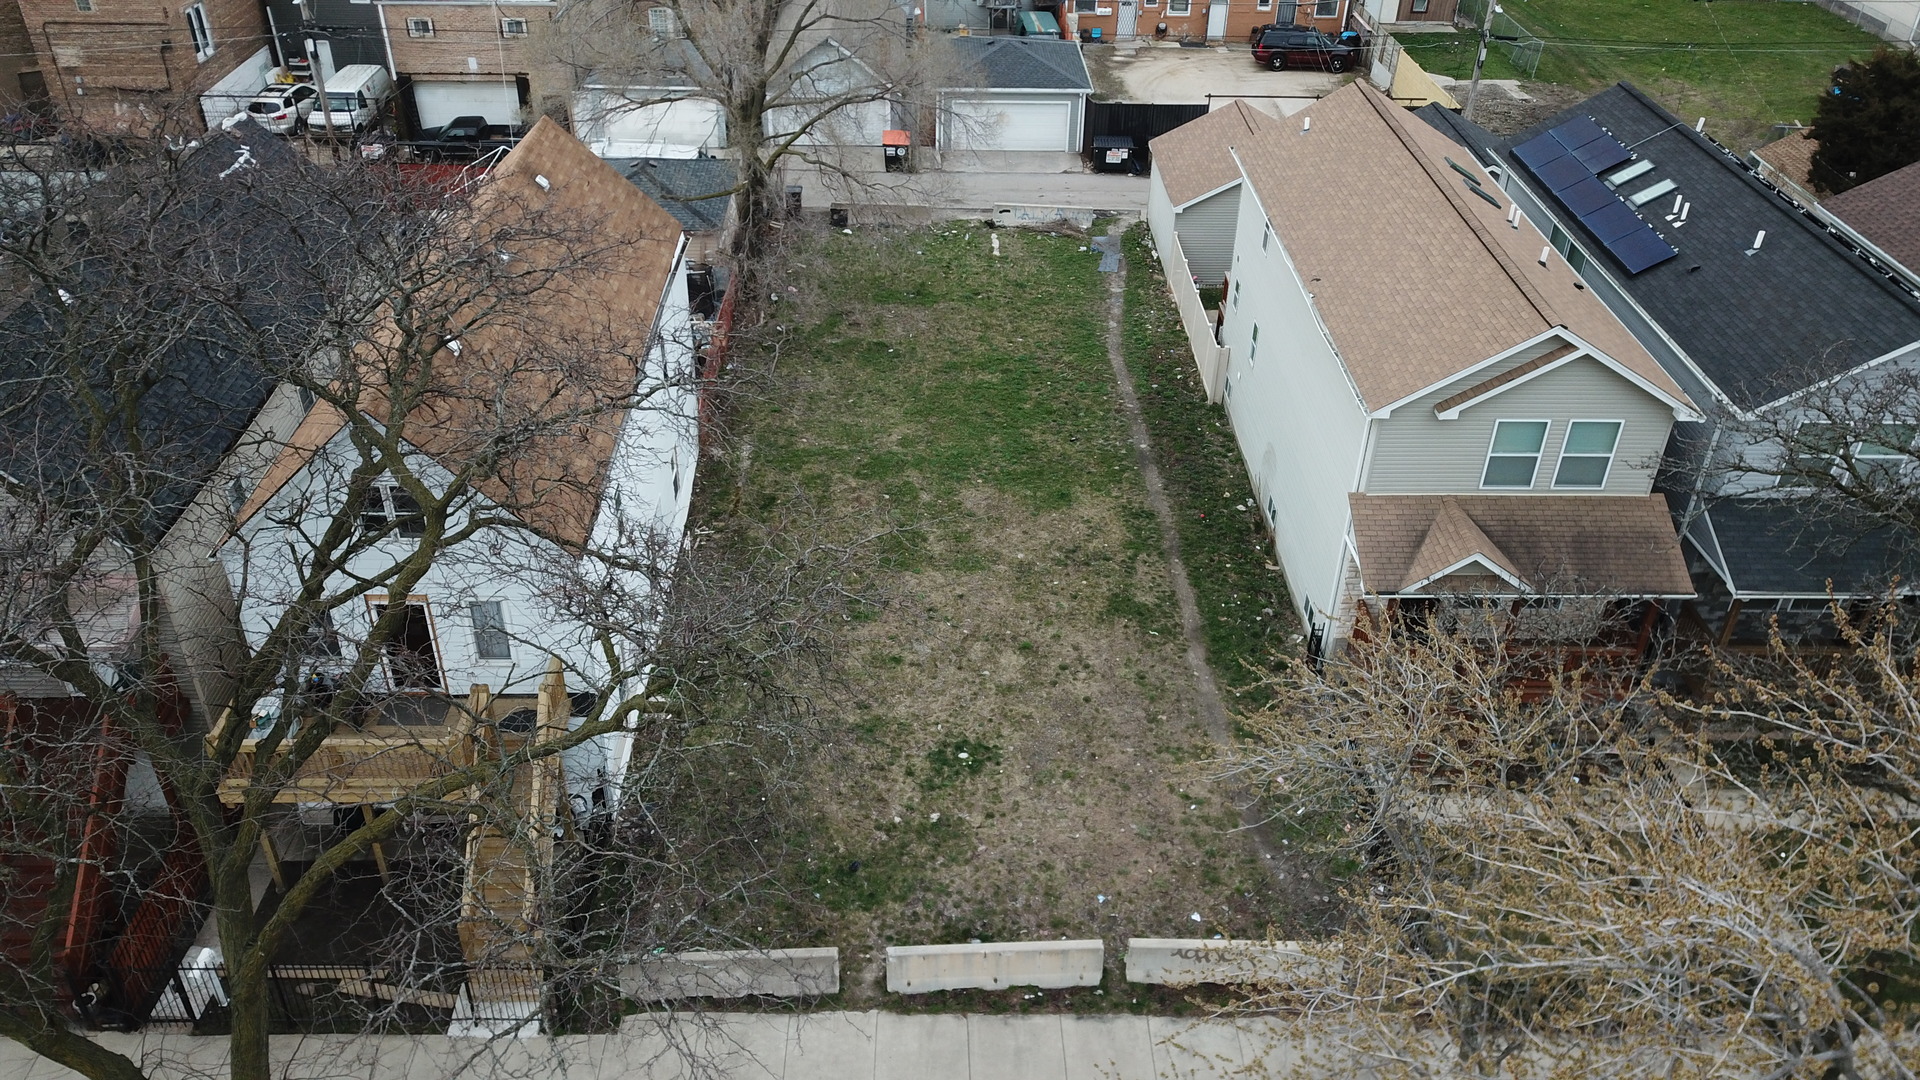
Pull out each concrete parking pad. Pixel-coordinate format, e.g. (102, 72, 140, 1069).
(1087, 41, 1339, 112)
(786, 1009, 881, 1080)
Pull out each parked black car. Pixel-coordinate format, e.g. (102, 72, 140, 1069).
(409, 115, 528, 161)
(1251, 27, 1359, 73)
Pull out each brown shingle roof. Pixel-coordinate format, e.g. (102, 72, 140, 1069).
(1146, 100, 1276, 208)
(1823, 159, 1920, 278)
(1232, 81, 1685, 411)
(1401, 496, 1524, 589)
(1349, 493, 1693, 596)
(1752, 129, 1817, 193)
(235, 118, 685, 549)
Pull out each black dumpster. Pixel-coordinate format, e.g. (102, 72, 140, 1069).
(1091, 134, 1138, 174)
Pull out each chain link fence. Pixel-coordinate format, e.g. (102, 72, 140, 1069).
(1454, 0, 1545, 78)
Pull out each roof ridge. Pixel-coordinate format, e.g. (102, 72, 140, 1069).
(1356, 81, 1562, 333)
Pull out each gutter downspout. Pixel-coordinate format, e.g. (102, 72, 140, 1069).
(374, 2, 399, 83)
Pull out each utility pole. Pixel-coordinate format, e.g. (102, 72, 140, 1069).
(307, 38, 339, 160)
(1462, 0, 1500, 123)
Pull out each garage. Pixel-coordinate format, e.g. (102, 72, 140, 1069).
(938, 37, 1091, 155)
(410, 80, 524, 129)
(945, 99, 1075, 152)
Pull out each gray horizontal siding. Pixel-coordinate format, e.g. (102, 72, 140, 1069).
(1365, 355, 1673, 496)
(1174, 186, 1238, 287)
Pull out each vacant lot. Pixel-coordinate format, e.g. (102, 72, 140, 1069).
(1401, 0, 1885, 147)
(704, 223, 1324, 1006)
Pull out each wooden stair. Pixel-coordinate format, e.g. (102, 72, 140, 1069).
(456, 662, 569, 1019)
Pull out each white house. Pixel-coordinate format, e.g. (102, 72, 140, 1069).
(765, 39, 894, 150)
(219, 118, 698, 804)
(1149, 83, 1702, 656)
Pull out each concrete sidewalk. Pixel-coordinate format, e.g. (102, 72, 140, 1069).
(4, 1011, 1300, 1079)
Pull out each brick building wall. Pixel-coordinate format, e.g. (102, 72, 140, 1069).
(380, 2, 571, 125)
(1059, 0, 1350, 42)
(15, 0, 266, 129)
(0, 0, 38, 108)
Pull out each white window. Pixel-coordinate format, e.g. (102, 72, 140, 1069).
(297, 385, 317, 411)
(370, 600, 442, 690)
(1257, 0, 1272, 9)
(185, 3, 214, 62)
(359, 482, 426, 538)
(1261, 223, 1271, 251)
(1552, 420, 1622, 488)
(227, 476, 248, 515)
(1314, 0, 1336, 15)
(74, 0, 92, 11)
(470, 601, 512, 660)
(406, 17, 434, 36)
(649, 6, 679, 36)
(1249, 324, 1259, 364)
(1232, 279, 1241, 306)
(500, 17, 529, 37)
(1482, 420, 1548, 488)
(1167, 0, 1190, 13)
(1075, 0, 1098, 11)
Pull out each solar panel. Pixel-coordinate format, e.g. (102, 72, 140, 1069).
(1547, 116, 1609, 154)
(1604, 225, 1679, 274)
(1513, 132, 1568, 171)
(1534, 154, 1591, 193)
(1579, 201, 1643, 244)
(1557, 177, 1613, 218)
(1571, 137, 1631, 174)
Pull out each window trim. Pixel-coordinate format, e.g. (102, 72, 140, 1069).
(74, 0, 93, 11)
(368, 596, 444, 692)
(359, 481, 428, 539)
(1248, 323, 1259, 364)
(406, 16, 435, 37)
(499, 16, 530, 37)
(1481, 419, 1550, 490)
(1313, 0, 1336, 15)
(184, 2, 214, 62)
(1167, 0, 1191, 13)
(1551, 419, 1623, 490)
(1257, 0, 1272, 8)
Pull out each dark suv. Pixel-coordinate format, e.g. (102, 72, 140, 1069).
(1251, 28, 1357, 73)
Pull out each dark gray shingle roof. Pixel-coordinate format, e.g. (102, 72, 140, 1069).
(1698, 498, 1919, 596)
(1428, 85, 1920, 412)
(947, 36, 1092, 92)
(609, 157, 736, 234)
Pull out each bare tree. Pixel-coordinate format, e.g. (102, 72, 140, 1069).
(544, 0, 951, 275)
(0, 126, 863, 1080)
(1221, 612, 1920, 1079)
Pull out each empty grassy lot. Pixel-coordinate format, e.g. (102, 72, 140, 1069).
(704, 223, 1320, 1006)
(1400, 0, 1886, 148)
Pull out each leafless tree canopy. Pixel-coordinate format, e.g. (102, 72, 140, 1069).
(0, 131, 865, 1080)
(1223, 614, 1920, 1079)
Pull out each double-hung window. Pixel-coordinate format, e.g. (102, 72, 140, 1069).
(1482, 420, 1548, 488)
(1168, 0, 1191, 15)
(1552, 420, 1622, 488)
(185, 3, 214, 62)
(1313, 0, 1336, 15)
(470, 601, 512, 660)
(1780, 422, 1847, 487)
(1248, 324, 1260, 364)
(1856, 424, 1915, 480)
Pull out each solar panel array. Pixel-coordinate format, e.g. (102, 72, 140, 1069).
(1514, 119, 1678, 275)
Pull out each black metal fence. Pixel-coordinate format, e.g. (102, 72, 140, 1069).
(95, 963, 535, 1034)
(1083, 102, 1211, 170)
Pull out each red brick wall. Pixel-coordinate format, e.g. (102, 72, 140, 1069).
(15, 0, 266, 130)
(1058, 0, 1350, 41)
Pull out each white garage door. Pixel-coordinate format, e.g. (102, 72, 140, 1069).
(945, 98, 1073, 152)
(412, 81, 523, 129)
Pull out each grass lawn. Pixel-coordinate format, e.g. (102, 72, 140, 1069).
(701, 223, 1313, 1008)
(1398, 0, 1888, 148)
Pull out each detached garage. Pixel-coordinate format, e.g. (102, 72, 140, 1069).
(938, 37, 1091, 155)
(410, 78, 526, 129)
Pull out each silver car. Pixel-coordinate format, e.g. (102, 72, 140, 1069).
(244, 83, 319, 135)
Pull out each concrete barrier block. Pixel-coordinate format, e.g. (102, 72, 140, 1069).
(620, 947, 840, 1001)
(1124, 939, 1323, 987)
(886, 940, 1104, 994)
(993, 204, 1101, 230)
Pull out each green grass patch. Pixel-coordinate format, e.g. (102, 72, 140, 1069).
(1121, 225, 1298, 687)
(922, 738, 1003, 790)
(1400, 0, 1886, 147)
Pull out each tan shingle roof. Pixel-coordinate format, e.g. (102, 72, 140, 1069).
(1146, 100, 1276, 208)
(1823, 159, 1920, 278)
(1232, 81, 1685, 411)
(1402, 496, 1523, 589)
(1349, 493, 1694, 596)
(1753, 129, 1817, 192)
(235, 118, 685, 550)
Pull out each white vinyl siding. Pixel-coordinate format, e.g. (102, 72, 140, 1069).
(575, 89, 726, 157)
(1172, 186, 1239, 286)
(1363, 356, 1675, 496)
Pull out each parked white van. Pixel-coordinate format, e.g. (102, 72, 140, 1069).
(307, 65, 395, 133)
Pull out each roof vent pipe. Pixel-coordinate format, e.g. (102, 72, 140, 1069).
(1301, 116, 1311, 134)
(1695, 117, 1706, 133)
(1539, 245, 1552, 266)
(1746, 230, 1766, 256)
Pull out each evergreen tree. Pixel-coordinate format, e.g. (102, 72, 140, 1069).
(1810, 47, 1920, 194)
